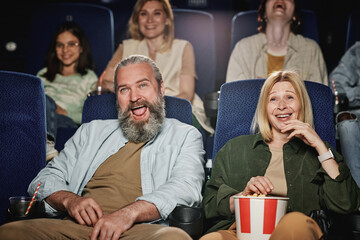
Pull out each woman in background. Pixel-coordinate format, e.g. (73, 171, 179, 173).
(38, 21, 97, 160)
(226, 0, 328, 85)
(101, 0, 213, 135)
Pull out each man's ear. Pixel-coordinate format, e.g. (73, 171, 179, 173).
(160, 80, 165, 96)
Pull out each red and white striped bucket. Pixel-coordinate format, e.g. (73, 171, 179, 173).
(234, 196, 289, 240)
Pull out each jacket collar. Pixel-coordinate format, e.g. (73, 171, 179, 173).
(251, 132, 303, 153)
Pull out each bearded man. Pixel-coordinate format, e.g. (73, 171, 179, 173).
(0, 55, 205, 240)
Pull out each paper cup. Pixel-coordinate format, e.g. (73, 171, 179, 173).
(234, 195, 289, 240)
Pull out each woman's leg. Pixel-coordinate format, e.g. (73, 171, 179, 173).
(270, 212, 323, 240)
(199, 223, 237, 240)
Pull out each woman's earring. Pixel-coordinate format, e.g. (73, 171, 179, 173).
(292, 16, 300, 26)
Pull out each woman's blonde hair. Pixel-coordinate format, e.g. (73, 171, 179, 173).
(251, 70, 314, 142)
(128, 0, 174, 52)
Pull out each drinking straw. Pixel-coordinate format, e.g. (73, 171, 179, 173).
(25, 182, 41, 215)
(98, 71, 106, 95)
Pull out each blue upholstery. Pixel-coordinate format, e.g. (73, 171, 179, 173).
(0, 71, 46, 225)
(173, 9, 216, 99)
(26, 3, 114, 77)
(213, 79, 336, 159)
(82, 93, 118, 124)
(164, 95, 193, 125)
(345, 11, 360, 51)
(55, 94, 193, 151)
(97, 0, 135, 46)
(230, 9, 319, 51)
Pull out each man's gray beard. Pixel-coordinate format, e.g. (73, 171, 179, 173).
(118, 95, 165, 143)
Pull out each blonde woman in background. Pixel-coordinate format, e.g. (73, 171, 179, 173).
(101, 0, 213, 135)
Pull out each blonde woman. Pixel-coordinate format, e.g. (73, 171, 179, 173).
(101, 0, 213, 134)
(201, 71, 359, 240)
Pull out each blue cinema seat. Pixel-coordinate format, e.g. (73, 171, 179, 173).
(0, 71, 46, 225)
(173, 9, 216, 100)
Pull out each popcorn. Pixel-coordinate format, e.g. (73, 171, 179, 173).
(245, 193, 266, 197)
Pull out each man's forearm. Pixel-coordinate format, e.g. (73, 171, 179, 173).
(116, 200, 161, 223)
(45, 190, 79, 212)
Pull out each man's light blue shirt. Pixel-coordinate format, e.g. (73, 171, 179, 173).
(29, 118, 205, 221)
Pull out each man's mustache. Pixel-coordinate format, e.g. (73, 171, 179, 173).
(122, 100, 151, 114)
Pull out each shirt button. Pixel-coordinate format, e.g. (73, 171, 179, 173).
(289, 183, 293, 187)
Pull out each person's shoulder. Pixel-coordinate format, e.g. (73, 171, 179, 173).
(79, 119, 120, 136)
(172, 38, 190, 47)
(123, 38, 140, 44)
(346, 41, 360, 55)
(163, 118, 194, 130)
(85, 69, 97, 77)
(163, 118, 201, 136)
(290, 33, 320, 49)
(233, 33, 265, 50)
(122, 38, 142, 48)
(82, 119, 119, 130)
(217, 134, 257, 155)
(36, 67, 47, 77)
(352, 41, 360, 49)
(227, 134, 257, 146)
(243, 32, 265, 41)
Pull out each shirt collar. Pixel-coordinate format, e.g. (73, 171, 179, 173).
(251, 132, 303, 153)
(260, 32, 297, 53)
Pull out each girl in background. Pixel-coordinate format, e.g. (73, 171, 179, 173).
(38, 21, 97, 161)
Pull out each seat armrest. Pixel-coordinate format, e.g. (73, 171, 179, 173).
(169, 205, 204, 240)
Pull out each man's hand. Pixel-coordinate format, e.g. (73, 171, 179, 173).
(89, 200, 160, 240)
(63, 195, 103, 226)
(46, 191, 103, 227)
(90, 207, 135, 240)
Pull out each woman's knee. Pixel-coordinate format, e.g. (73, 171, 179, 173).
(155, 226, 192, 240)
(199, 230, 237, 240)
(270, 212, 323, 240)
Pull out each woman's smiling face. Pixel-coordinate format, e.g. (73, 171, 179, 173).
(267, 81, 301, 134)
(138, 1, 168, 40)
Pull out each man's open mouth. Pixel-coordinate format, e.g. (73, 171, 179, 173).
(131, 105, 147, 117)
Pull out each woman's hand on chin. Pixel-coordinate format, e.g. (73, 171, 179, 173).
(281, 120, 324, 149)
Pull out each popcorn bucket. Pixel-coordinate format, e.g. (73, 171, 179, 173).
(234, 195, 289, 240)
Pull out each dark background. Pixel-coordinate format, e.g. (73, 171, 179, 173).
(1, 0, 360, 90)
